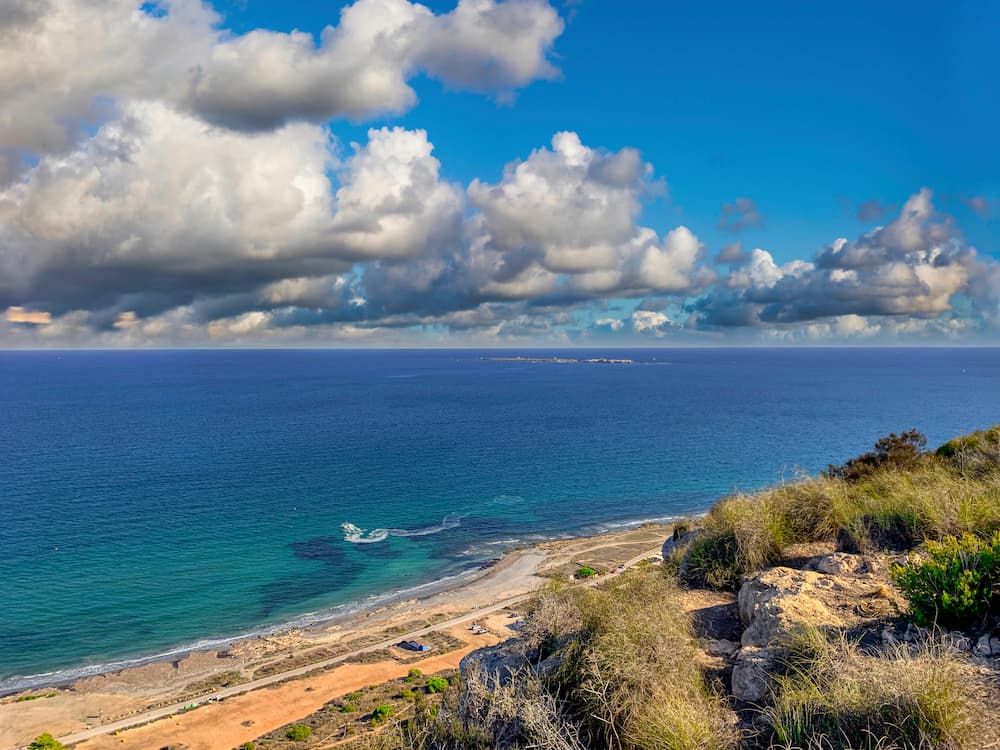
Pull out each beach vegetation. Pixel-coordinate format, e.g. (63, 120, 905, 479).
(764, 627, 989, 750)
(404, 668, 422, 683)
(341, 702, 357, 713)
(242, 743, 255, 750)
(371, 704, 395, 724)
(424, 677, 448, 694)
(28, 736, 66, 750)
(396, 688, 417, 701)
(285, 724, 312, 741)
(891, 531, 1000, 630)
(574, 566, 596, 578)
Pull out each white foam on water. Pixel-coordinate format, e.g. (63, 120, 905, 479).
(340, 514, 461, 544)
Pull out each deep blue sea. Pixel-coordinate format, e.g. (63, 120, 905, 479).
(1, 348, 998, 690)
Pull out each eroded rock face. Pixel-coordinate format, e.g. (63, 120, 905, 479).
(730, 557, 896, 702)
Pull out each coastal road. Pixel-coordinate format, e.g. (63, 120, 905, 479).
(57, 545, 663, 747)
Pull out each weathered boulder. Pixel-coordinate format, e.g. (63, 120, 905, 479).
(703, 638, 738, 658)
(459, 639, 528, 686)
(731, 646, 783, 703)
(974, 633, 1000, 657)
(814, 552, 866, 576)
(738, 567, 857, 648)
(731, 564, 895, 702)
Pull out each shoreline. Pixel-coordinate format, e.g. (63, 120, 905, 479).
(1, 522, 674, 748)
(0, 512, 682, 697)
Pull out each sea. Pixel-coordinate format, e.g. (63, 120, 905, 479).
(1, 347, 997, 691)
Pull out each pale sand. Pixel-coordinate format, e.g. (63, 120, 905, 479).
(0, 524, 669, 750)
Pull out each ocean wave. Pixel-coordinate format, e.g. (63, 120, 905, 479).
(341, 514, 462, 544)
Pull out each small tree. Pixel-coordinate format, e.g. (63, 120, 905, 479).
(826, 429, 927, 482)
(29, 736, 66, 750)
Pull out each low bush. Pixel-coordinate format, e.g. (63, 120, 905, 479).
(765, 628, 990, 750)
(285, 724, 312, 741)
(574, 566, 596, 579)
(242, 743, 255, 750)
(371, 704, 395, 724)
(891, 532, 1000, 630)
(425, 677, 449, 694)
(396, 688, 417, 700)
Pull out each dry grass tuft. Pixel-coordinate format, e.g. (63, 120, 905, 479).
(764, 627, 993, 750)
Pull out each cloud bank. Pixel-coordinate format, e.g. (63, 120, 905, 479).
(1, 0, 997, 346)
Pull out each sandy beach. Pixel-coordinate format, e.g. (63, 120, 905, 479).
(0, 523, 671, 750)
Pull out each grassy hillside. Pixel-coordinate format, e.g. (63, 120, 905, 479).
(285, 427, 1000, 750)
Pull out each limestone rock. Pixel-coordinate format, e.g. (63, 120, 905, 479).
(703, 638, 738, 658)
(460, 639, 529, 686)
(815, 552, 865, 576)
(738, 567, 857, 648)
(974, 633, 1000, 657)
(731, 646, 782, 703)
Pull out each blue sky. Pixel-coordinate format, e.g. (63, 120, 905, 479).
(216, 0, 999, 261)
(1, 0, 997, 345)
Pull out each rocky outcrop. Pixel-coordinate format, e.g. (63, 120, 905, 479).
(460, 638, 529, 686)
(730, 554, 900, 702)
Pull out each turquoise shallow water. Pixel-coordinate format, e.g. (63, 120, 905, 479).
(1, 347, 998, 690)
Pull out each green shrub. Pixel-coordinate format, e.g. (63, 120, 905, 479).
(242, 743, 255, 750)
(284, 724, 312, 741)
(340, 702, 356, 713)
(891, 532, 1000, 630)
(766, 628, 990, 750)
(575, 566, 596, 578)
(28, 735, 66, 750)
(425, 676, 449, 694)
(370, 704, 394, 724)
(396, 688, 416, 700)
